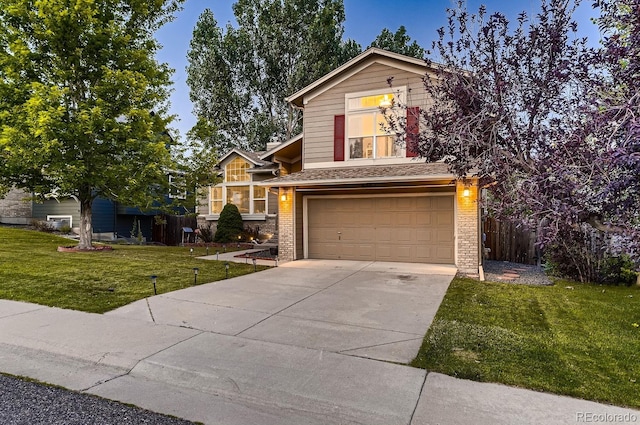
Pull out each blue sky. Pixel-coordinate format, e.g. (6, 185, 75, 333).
(155, 0, 601, 141)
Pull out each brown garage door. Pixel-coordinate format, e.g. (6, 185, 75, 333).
(307, 195, 454, 263)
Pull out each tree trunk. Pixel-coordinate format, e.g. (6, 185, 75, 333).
(78, 196, 93, 250)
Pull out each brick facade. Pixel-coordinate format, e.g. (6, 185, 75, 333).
(455, 180, 480, 273)
(277, 187, 295, 262)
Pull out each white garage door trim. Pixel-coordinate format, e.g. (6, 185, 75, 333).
(303, 193, 457, 264)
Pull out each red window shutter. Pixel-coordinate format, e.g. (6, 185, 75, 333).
(406, 106, 420, 158)
(334, 114, 345, 161)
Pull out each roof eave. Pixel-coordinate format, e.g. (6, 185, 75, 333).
(256, 174, 456, 188)
(218, 148, 266, 166)
(247, 167, 278, 174)
(259, 133, 303, 160)
(285, 47, 429, 107)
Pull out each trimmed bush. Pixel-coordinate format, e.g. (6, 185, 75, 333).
(197, 223, 215, 243)
(30, 219, 55, 233)
(214, 204, 243, 242)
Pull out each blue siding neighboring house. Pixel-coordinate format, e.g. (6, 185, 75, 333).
(29, 196, 159, 241)
(2, 185, 192, 243)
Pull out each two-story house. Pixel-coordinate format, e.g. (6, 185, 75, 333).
(200, 48, 481, 273)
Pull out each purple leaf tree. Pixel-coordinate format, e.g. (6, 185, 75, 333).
(390, 0, 640, 281)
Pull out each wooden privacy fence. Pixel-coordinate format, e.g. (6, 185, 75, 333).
(483, 217, 539, 265)
(152, 214, 197, 246)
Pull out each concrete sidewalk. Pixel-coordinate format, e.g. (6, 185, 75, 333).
(0, 260, 638, 424)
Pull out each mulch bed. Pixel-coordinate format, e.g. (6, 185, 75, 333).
(482, 260, 552, 285)
(234, 249, 278, 260)
(57, 245, 113, 252)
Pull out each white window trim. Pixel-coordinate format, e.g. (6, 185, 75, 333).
(344, 86, 407, 161)
(47, 215, 73, 227)
(209, 179, 268, 217)
(252, 185, 267, 215)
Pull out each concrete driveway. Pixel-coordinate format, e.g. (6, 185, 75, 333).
(96, 259, 455, 424)
(2, 260, 639, 424)
(108, 259, 456, 363)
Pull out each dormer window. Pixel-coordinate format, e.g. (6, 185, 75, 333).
(225, 157, 250, 182)
(346, 88, 406, 160)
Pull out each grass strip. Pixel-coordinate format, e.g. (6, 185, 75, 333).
(412, 277, 640, 409)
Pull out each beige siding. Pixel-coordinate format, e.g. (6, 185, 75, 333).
(304, 62, 430, 164)
(252, 173, 274, 182)
(268, 191, 277, 215)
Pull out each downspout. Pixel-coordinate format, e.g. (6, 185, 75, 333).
(113, 201, 117, 240)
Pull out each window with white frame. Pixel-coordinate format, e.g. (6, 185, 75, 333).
(226, 185, 250, 213)
(253, 186, 266, 214)
(211, 187, 223, 214)
(225, 157, 250, 182)
(346, 88, 405, 159)
(209, 157, 267, 216)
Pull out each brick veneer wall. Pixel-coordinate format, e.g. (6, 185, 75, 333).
(456, 180, 480, 274)
(278, 187, 294, 262)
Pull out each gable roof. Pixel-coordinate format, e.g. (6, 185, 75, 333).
(217, 148, 270, 167)
(285, 48, 429, 107)
(259, 133, 303, 160)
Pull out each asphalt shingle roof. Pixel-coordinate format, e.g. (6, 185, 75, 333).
(236, 149, 269, 166)
(266, 162, 453, 186)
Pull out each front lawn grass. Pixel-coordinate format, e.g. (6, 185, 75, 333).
(0, 227, 267, 314)
(413, 276, 640, 409)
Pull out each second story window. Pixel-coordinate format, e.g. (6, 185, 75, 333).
(346, 88, 405, 160)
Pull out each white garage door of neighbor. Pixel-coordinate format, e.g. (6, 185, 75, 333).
(306, 195, 454, 264)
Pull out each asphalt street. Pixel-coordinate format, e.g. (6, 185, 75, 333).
(0, 374, 196, 425)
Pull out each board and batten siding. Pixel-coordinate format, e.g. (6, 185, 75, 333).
(303, 61, 430, 164)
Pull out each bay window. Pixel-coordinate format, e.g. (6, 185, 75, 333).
(209, 157, 268, 216)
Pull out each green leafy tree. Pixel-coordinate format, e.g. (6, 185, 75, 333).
(0, 0, 182, 249)
(214, 203, 244, 242)
(186, 0, 361, 156)
(368, 25, 425, 59)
